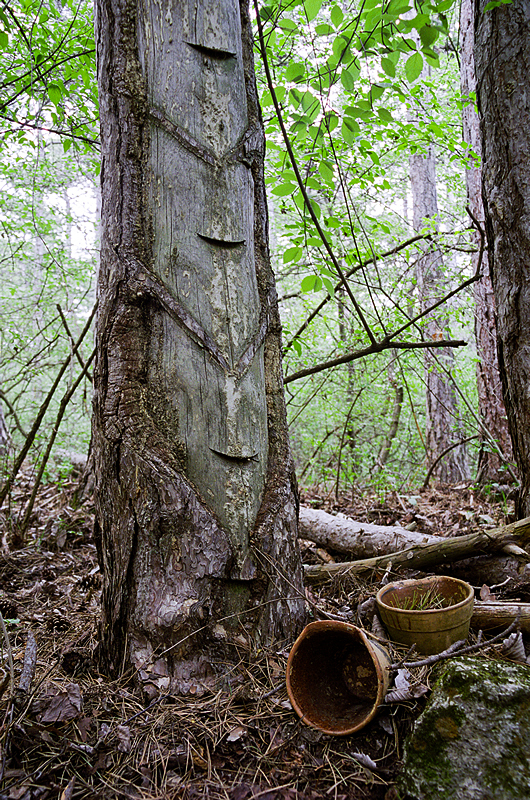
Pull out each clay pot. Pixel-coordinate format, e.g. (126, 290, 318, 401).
(376, 575, 474, 655)
(286, 620, 391, 736)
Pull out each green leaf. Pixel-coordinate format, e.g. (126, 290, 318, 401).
(381, 57, 396, 77)
(405, 51, 424, 82)
(289, 88, 303, 107)
(283, 246, 303, 263)
(301, 274, 323, 292)
(309, 198, 321, 220)
(272, 183, 297, 196)
(484, 0, 512, 9)
(285, 62, 305, 82)
(331, 4, 344, 26)
(419, 24, 439, 47)
(324, 111, 339, 132)
(301, 91, 319, 116)
(292, 338, 303, 356)
(318, 160, 334, 184)
(322, 277, 335, 297)
(315, 23, 334, 35)
(369, 84, 386, 101)
(345, 105, 372, 120)
(377, 107, 394, 122)
(341, 69, 356, 92)
(347, 58, 361, 80)
(0, 30, 8, 49)
(424, 49, 440, 68)
(279, 18, 298, 31)
(304, 0, 323, 21)
(342, 117, 360, 143)
(48, 83, 62, 106)
(259, 5, 274, 20)
(386, 0, 411, 15)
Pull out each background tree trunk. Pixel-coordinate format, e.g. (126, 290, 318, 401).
(93, 0, 306, 691)
(474, 0, 530, 515)
(409, 134, 469, 483)
(0, 402, 10, 456)
(460, 0, 514, 484)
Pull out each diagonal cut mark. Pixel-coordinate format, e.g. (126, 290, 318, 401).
(197, 233, 245, 249)
(186, 41, 236, 60)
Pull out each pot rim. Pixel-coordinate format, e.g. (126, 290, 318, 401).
(375, 575, 474, 616)
(286, 620, 390, 735)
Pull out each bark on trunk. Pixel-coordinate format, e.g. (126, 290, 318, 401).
(474, 0, 530, 516)
(460, 0, 514, 484)
(409, 113, 469, 483)
(93, 0, 306, 690)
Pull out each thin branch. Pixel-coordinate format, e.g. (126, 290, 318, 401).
(283, 233, 430, 354)
(334, 389, 364, 501)
(19, 347, 96, 536)
(284, 337, 467, 384)
(0, 304, 97, 509)
(56, 303, 93, 380)
(0, 114, 99, 146)
(423, 435, 479, 487)
(0, 49, 96, 112)
(0, 391, 27, 439)
(253, 0, 377, 345)
(389, 613, 520, 671)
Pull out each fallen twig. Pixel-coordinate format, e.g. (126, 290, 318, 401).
(389, 612, 521, 670)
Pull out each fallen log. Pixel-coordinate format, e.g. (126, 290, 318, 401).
(441, 555, 530, 589)
(299, 506, 439, 556)
(303, 515, 530, 584)
(471, 601, 530, 633)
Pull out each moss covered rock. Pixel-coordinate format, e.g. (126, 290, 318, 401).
(400, 656, 530, 799)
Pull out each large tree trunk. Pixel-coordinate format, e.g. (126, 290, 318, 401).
(460, 0, 513, 484)
(93, 0, 306, 691)
(409, 137, 469, 483)
(474, 0, 530, 516)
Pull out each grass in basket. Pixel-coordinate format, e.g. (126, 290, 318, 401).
(388, 585, 454, 611)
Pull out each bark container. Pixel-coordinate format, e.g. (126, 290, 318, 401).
(286, 620, 391, 735)
(376, 575, 474, 655)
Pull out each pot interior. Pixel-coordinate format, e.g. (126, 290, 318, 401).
(379, 577, 471, 612)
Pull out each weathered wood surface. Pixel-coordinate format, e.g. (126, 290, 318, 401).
(303, 516, 530, 584)
(299, 506, 440, 556)
(93, 0, 306, 685)
(472, 601, 530, 633)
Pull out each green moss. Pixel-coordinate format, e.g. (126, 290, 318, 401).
(400, 657, 530, 800)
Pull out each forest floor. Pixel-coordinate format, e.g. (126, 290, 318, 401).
(0, 471, 525, 800)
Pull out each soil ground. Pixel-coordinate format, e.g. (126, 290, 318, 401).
(0, 471, 525, 800)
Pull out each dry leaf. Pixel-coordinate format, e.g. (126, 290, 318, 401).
(352, 752, 378, 771)
(34, 683, 83, 724)
(116, 724, 131, 753)
(480, 584, 496, 602)
(59, 777, 76, 800)
(227, 725, 247, 742)
(500, 631, 526, 663)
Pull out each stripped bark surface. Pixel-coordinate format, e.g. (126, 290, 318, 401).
(93, 0, 305, 687)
